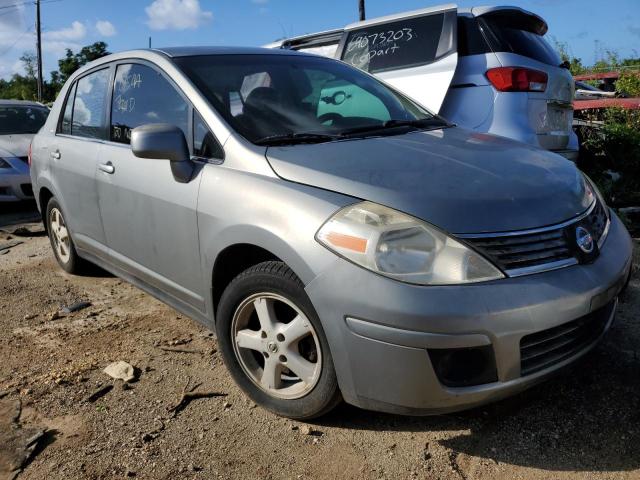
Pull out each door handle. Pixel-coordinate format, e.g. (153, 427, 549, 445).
(98, 162, 115, 174)
(50, 150, 61, 160)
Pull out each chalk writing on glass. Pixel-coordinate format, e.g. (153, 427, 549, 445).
(117, 73, 143, 93)
(345, 28, 416, 67)
(115, 95, 136, 113)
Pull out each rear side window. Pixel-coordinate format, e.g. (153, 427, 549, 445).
(296, 43, 339, 58)
(479, 15, 561, 66)
(60, 82, 76, 135)
(341, 14, 445, 73)
(110, 63, 189, 144)
(71, 69, 110, 139)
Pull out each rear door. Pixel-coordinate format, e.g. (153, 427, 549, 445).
(474, 7, 574, 151)
(338, 4, 458, 113)
(50, 67, 111, 253)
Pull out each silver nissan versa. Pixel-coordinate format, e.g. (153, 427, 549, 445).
(30, 48, 632, 419)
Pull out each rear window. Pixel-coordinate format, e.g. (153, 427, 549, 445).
(341, 14, 445, 74)
(0, 106, 48, 135)
(479, 15, 561, 66)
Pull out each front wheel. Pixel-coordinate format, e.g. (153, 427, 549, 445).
(216, 261, 341, 419)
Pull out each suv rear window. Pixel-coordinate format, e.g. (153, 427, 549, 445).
(479, 14, 561, 66)
(341, 14, 446, 74)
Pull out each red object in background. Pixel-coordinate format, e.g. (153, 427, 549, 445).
(573, 98, 640, 111)
(486, 67, 548, 92)
(574, 71, 621, 81)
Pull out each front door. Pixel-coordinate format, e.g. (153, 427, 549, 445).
(96, 62, 205, 312)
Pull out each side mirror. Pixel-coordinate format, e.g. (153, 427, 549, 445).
(131, 123, 194, 183)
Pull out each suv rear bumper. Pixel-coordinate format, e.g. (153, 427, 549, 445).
(305, 212, 633, 415)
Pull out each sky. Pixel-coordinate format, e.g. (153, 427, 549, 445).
(0, 0, 638, 80)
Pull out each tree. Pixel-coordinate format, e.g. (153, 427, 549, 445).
(20, 52, 37, 80)
(57, 41, 110, 83)
(553, 39, 586, 76)
(0, 42, 111, 103)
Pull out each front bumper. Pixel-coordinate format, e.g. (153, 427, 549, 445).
(305, 212, 633, 415)
(0, 171, 33, 201)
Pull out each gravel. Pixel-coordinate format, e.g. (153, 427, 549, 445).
(1, 206, 639, 479)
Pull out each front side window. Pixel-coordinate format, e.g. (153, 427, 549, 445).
(72, 69, 110, 139)
(110, 63, 189, 144)
(175, 54, 442, 144)
(0, 105, 48, 135)
(341, 14, 445, 73)
(193, 110, 223, 159)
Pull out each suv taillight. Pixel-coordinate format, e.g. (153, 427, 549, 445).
(27, 142, 32, 167)
(486, 67, 548, 92)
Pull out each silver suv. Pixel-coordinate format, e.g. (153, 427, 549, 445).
(270, 4, 579, 160)
(31, 48, 631, 419)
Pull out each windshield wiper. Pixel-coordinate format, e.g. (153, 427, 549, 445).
(337, 117, 449, 138)
(255, 132, 339, 146)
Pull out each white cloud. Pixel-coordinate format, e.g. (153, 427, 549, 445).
(96, 20, 116, 37)
(145, 0, 213, 31)
(44, 21, 86, 41)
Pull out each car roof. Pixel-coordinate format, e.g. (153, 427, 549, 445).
(0, 99, 47, 108)
(153, 46, 311, 58)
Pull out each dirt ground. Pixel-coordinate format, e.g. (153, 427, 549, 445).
(0, 202, 639, 480)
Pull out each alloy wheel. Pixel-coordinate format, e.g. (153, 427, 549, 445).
(231, 292, 322, 399)
(49, 207, 71, 264)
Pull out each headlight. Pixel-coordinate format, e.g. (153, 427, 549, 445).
(0, 158, 12, 169)
(316, 201, 505, 285)
(584, 174, 608, 210)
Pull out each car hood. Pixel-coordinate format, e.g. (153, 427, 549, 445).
(0, 134, 33, 158)
(265, 128, 592, 234)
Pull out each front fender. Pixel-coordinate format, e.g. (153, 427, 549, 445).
(196, 164, 355, 323)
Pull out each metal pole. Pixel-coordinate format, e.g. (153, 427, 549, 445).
(35, 0, 43, 102)
(148, 37, 152, 49)
(358, 0, 365, 21)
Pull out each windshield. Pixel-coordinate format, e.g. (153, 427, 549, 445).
(0, 106, 48, 135)
(174, 54, 443, 144)
(575, 81, 601, 92)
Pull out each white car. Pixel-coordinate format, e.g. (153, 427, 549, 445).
(269, 4, 579, 160)
(575, 81, 616, 100)
(0, 100, 49, 201)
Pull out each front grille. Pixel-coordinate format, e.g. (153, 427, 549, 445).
(466, 229, 573, 271)
(20, 184, 33, 196)
(520, 300, 615, 376)
(462, 199, 609, 275)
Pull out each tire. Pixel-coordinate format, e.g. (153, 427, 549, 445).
(217, 261, 341, 419)
(46, 198, 87, 274)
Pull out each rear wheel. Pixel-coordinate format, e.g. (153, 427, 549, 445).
(46, 198, 87, 274)
(217, 261, 341, 419)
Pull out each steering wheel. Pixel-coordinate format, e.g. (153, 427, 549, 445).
(318, 112, 344, 125)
